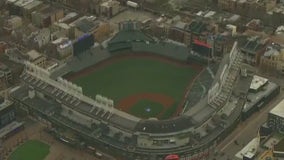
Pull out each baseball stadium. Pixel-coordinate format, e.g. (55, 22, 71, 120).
(10, 21, 278, 160)
(9, 140, 50, 160)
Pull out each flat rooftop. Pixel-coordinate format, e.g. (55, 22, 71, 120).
(0, 99, 13, 112)
(26, 50, 42, 61)
(270, 99, 284, 118)
(14, 0, 34, 7)
(244, 81, 278, 112)
(250, 75, 268, 90)
(23, 0, 43, 10)
(7, 0, 18, 3)
(235, 137, 259, 160)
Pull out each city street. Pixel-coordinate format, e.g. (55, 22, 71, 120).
(209, 77, 284, 160)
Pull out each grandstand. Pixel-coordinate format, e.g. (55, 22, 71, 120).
(10, 24, 251, 159)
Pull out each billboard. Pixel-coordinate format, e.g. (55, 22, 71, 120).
(73, 34, 94, 56)
(192, 39, 212, 57)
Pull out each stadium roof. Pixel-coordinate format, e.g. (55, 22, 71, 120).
(135, 116, 194, 133)
(109, 114, 138, 131)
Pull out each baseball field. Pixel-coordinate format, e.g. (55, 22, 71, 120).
(66, 54, 203, 119)
(9, 140, 50, 160)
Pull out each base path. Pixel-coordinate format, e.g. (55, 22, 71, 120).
(117, 93, 174, 111)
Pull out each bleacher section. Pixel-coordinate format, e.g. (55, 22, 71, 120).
(108, 30, 155, 52)
(132, 42, 190, 62)
(183, 63, 220, 112)
(108, 29, 192, 62)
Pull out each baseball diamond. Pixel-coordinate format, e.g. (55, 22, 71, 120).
(9, 140, 50, 160)
(65, 53, 203, 119)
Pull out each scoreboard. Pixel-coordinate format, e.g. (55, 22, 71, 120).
(73, 34, 95, 56)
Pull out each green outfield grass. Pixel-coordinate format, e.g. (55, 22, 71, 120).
(9, 140, 50, 160)
(71, 57, 199, 119)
